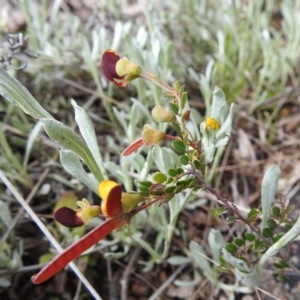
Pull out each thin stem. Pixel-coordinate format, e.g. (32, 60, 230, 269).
(190, 169, 268, 242)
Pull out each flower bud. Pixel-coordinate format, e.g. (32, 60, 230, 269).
(142, 124, 166, 145)
(151, 105, 175, 123)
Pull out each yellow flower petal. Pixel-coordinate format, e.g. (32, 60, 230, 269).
(99, 180, 119, 201)
(205, 117, 221, 131)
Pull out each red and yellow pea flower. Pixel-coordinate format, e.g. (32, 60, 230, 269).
(31, 180, 154, 284)
(101, 49, 144, 87)
(101, 49, 174, 94)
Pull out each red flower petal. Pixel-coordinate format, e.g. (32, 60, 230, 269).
(101, 184, 123, 217)
(54, 207, 84, 228)
(101, 49, 123, 84)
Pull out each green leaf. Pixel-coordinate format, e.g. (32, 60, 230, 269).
(152, 172, 167, 183)
(171, 140, 186, 154)
(253, 240, 267, 252)
(261, 164, 281, 232)
(272, 233, 285, 243)
(274, 260, 289, 269)
(176, 167, 184, 174)
(170, 121, 182, 134)
(214, 206, 226, 216)
(60, 150, 98, 194)
(169, 102, 179, 115)
(234, 238, 245, 247)
(244, 232, 255, 241)
(284, 204, 295, 216)
(284, 223, 292, 232)
(172, 81, 180, 91)
(151, 190, 165, 196)
(266, 218, 277, 229)
(188, 179, 197, 188)
(179, 154, 189, 165)
(72, 100, 107, 181)
(273, 263, 282, 269)
(247, 208, 261, 222)
(41, 118, 103, 181)
(272, 206, 281, 216)
(224, 243, 237, 253)
(39, 252, 56, 264)
(279, 260, 289, 268)
(168, 168, 178, 177)
(166, 177, 173, 184)
(193, 159, 200, 170)
(226, 216, 236, 223)
(0, 68, 53, 119)
(180, 92, 188, 108)
(162, 193, 174, 203)
(176, 180, 189, 186)
(138, 181, 152, 191)
(165, 186, 176, 193)
(174, 185, 186, 194)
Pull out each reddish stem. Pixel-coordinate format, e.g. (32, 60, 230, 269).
(32, 196, 161, 284)
(31, 216, 123, 284)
